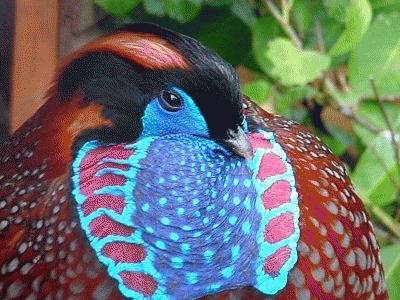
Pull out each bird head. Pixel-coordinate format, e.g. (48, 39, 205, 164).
(55, 23, 253, 160)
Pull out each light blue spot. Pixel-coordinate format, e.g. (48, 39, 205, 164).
(204, 250, 214, 262)
(161, 217, 170, 225)
(159, 197, 167, 206)
(158, 177, 165, 184)
(206, 171, 212, 177)
(233, 196, 241, 206)
(205, 235, 211, 242)
(223, 193, 229, 201)
(181, 243, 191, 252)
(177, 207, 185, 215)
(186, 272, 198, 284)
(232, 245, 240, 260)
(212, 223, 220, 229)
(223, 230, 232, 243)
(221, 266, 234, 279)
(193, 231, 202, 238)
(243, 195, 251, 210)
(200, 164, 206, 172)
(156, 240, 166, 250)
(172, 257, 184, 268)
(242, 221, 251, 234)
(243, 178, 251, 188)
(192, 198, 200, 206)
(142, 203, 150, 212)
(208, 283, 221, 291)
(182, 225, 192, 231)
(218, 209, 226, 217)
(206, 204, 215, 211)
(171, 175, 178, 181)
(229, 216, 238, 225)
(194, 211, 201, 217)
(146, 226, 154, 233)
(170, 233, 179, 241)
(203, 217, 209, 225)
(233, 178, 239, 186)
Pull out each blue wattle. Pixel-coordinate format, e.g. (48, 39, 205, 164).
(71, 130, 300, 299)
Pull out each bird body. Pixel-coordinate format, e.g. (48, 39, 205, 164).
(0, 24, 387, 299)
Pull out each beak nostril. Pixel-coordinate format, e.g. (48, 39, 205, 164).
(222, 126, 254, 161)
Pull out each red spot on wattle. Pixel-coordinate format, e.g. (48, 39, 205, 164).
(249, 133, 273, 149)
(257, 153, 286, 181)
(262, 180, 291, 210)
(119, 271, 157, 296)
(102, 242, 146, 263)
(89, 215, 134, 238)
(263, 246, 291, 277)
(79, 173, 126, 196)
(82, 194, 126, 216)
(264, 212, 294, 244)
(78, 145, 134, 192)
(90, 145, 135, 161)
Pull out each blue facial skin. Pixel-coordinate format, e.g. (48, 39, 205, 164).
(139, 85, 210, 139)
(72, 85, 300, 299)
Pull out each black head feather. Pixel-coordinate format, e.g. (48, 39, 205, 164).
(58, 23, 243, 151)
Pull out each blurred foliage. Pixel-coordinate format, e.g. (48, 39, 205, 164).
(96, 0, 400, 297)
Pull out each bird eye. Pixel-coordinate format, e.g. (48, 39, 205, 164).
(159, 90, 183, 112)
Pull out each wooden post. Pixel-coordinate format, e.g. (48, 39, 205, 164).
(10, 0, 59, 132)
(0, 0, 14, 141)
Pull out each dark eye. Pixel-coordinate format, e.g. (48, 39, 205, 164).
(159, 90, 183, 112)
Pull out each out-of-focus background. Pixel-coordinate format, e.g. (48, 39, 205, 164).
(1, 0, 400, 298)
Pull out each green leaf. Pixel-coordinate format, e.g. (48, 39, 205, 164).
(330, 89, 361, 107)
(165, 0, 202, 23)
(231, 0, 256, 26)
(348, 13, 400, 97)
(354, 100, 400, 145)
(182, 8, 251, 67)
(372, 0, 400, 12)
(320, 135, 347, 157)
(323, 0, 350, 23)
(320, 125, 355, 156)
(351, 135, 398, 206)
(242, 80, 271, 104)
(381, 244, 400, 300)
(143, 0, 167, 17)
(266, 38, 331, 86)
(329, 0, 372, 57)
(274, 85, 317, 116)
(352, 101, 400, 207)
(372, 0, 399, 8)
(95, 0, 140, 15)
(292, 0, 326, 33)
(202, 0, 230, 6)
(251, 16, 284, 74)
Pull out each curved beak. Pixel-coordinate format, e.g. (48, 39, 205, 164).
(223, 126, 254, 161)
